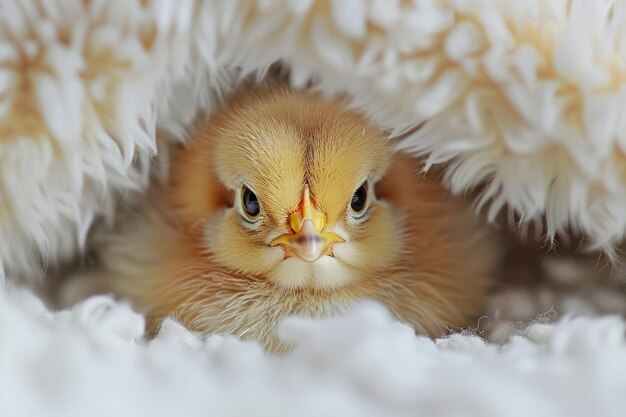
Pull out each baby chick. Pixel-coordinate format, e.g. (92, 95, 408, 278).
(97, 87, 501, 352)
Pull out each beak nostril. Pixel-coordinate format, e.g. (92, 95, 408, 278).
(295, 235, 323, 244)
(269, 218, 344, 262)
(270, 189, 343, 262)
(288, 186, 328, 234)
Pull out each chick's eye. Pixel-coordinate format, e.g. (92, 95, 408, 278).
(242, 186, 260, 219)
(350, 182, 368, 214)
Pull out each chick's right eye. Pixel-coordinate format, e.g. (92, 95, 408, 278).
(242, 186, 260, 218)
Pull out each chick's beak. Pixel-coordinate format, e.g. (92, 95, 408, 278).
(270, 187, 344, 263)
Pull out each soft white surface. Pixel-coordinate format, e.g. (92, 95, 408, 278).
(5, 0, 626, 281)
(1, 285, 626, 417)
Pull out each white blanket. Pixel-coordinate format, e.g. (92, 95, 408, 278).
(1, 285, 625, 417)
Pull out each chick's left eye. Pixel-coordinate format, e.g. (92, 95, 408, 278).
(242, 186, 260, 218)
(350, 182, 368, 214)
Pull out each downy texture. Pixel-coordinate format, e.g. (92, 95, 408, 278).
(2, 0, 626, 279)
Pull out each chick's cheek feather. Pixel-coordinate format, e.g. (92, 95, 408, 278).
(101, 88, 503, 353)
(205, 209, 284, 276)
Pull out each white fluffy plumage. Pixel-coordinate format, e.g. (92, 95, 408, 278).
(0, 0, 228, 280)
(3, 0, 626, 281)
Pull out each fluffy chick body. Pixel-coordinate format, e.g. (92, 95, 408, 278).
(98, 88, 501, 352)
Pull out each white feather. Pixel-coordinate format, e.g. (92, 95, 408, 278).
(2, 0, 626, 278)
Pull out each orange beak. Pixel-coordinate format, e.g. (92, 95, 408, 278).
(270, 187, 344, 263)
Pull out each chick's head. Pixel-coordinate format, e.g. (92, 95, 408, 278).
(178, 89, 404, 290)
